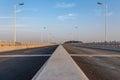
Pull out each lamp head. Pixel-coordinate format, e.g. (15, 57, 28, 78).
(19, 3, 24, 6)
(97, 2, 103, 5)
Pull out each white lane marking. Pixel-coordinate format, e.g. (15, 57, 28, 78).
(0, 54, 51, 57)
(70, 54, 120, 57)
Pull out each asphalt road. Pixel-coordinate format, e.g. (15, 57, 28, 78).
(0, 45, 58, 80)
(64, 45, 120, 80)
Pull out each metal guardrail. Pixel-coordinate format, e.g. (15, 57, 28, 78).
(77, 44, 120, 52)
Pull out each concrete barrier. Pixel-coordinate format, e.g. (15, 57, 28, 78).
(32, 45, 88, 80)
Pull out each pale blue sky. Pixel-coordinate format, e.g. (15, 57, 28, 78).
(0, 0, 120, 43)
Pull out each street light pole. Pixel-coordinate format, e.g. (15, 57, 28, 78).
(97, 2, 108, 42)
(45, 27, 49, 43)
(105, 4, 108, 42)
(14, 4, 17, 43)
(14, 3, 24, 45)
(75, 26, 79, 41)
(40, 30, 43, 43)
(47, 32, 49, 43)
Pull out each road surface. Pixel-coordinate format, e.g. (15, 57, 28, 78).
(0, 45, 58, 80)
(64, 45, 120, 80)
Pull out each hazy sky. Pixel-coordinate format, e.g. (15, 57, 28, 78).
(0, 0, 120, 43)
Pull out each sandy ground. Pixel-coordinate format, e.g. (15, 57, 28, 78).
(0, 44, 55, 52)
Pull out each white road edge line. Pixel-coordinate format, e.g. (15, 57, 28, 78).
(70, 54, 120, 57)
(0, 54, 51, 57)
